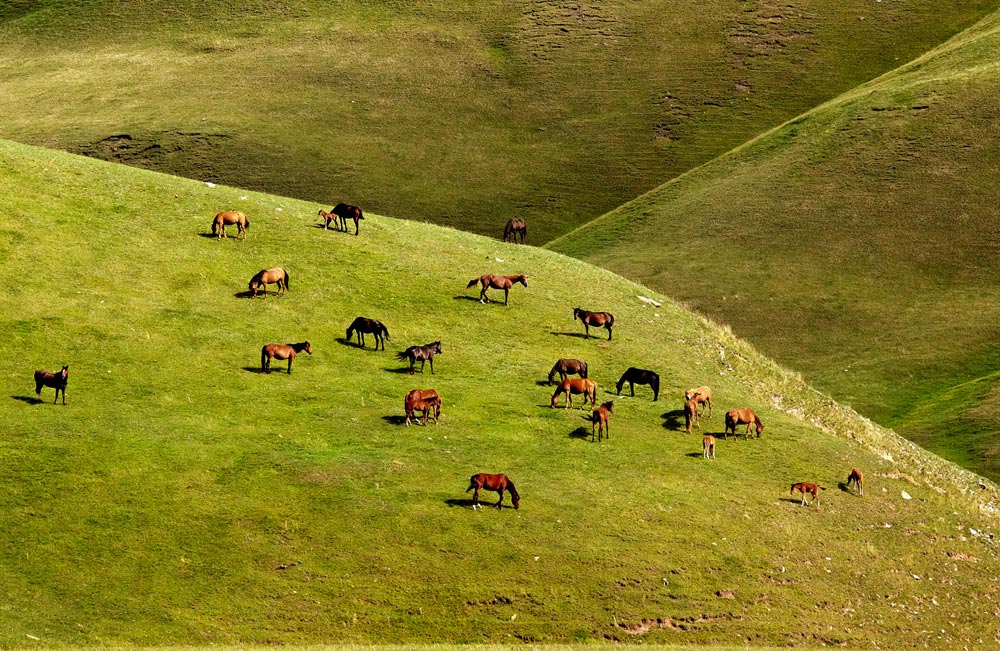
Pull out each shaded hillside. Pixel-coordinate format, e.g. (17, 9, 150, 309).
(0, 0, 995, 243)
(548, 10, 1000, 480)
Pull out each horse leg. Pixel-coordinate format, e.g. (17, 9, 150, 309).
(480, 286, 488, 304)
(630, 382, 635, 397)
(503, 287, 509, 305)
(473, 486, 481, 510)
(496, 487, 505, 510)
(287, 357, 293, 374)
(428, 358, 433, 374)
(584, 324, 590, 339)
(353, 217, 359, 236)
(408, 359, 415, 375)
(607, 325, 613, 341)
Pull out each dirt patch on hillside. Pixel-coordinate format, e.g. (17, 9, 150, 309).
(618, 612, 742, 634)
(75, 131, 232, 170)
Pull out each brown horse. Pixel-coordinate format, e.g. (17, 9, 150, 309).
(551, 377, 596, 409)
(573, 307, 614, 340)
(684, 398, 701, 433)
(211, 211, 249, 239)
(702, 434, 715, 459)
(791, 482, 825, 506)
(548, 358, 588, 385)
(502, 217, 526, 244)
(321, 203, 364, 235)
(466, 274, 527, 305)
(467, 472, 520, 510)
(592, 401, 613, 441)
(347, 316, 390, 350)
(34, 365, 68, 405)
(248, 267, 288, 297)
(261, 341, 311, 374)
(847, 468, 864, 497)
(724, 408, 763, 439)
(397, 341, 442, 374)
(404, 389, 441, 426)
(616, 367, 659, 401)
(684, 385, 713, 418)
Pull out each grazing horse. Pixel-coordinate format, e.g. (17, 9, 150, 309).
(702, 434, 715, 459)
(404, 389, 441, 426)
(467, 472, 520, 510)
(34, 365, 68, 405)
(212, 211, 249, 239)
(592, 401, 614, 441)
(397, 341, 442, 374)
(248, 267, 288, 297)
(616, 367, 659, 401)
(547, 358, 588, 385)
(502, 217, 526, 244)
(791, 482, 825, 506)
(466, 274, 527, 305)
(321, 203, 364, 235)
(847, 468, 864, 497)
(261, 341, 311, 374)
(684, 385, 713, 418)
(573, 307, 614, 340)
(551, 377, 597, 409)
(724, 408, 764, 439)
(684, 398, 701, 433)
(346, 317, 390, 350)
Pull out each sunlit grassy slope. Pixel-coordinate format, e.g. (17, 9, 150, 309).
(549, 9, 1000, 481)
(2, 140, 999, 648)
(0, 0, 995, 243)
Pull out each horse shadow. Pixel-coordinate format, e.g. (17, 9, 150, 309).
(197, 232, 219, 239)
(535, 380, 554, 387)
(11, 395, 44, 405)
(242, 366, 267, 374)
(685, 452, 704, 458)
(234, 290, 257, 299)
(381, 415, 408, 426)
(569, 426, 594, 440)
(662, 409, 685, 430)
(550, 331, 589, 339)
(384, 366, 418, 375)
(444, 498, 512, 510)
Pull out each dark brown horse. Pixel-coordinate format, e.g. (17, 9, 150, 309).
(397, 341, 442, 374)
(551, 377, 596, 409)
(404, 389, 441, 426)
(573, 307, 614, 340)
(466, 274, 527, 305)
(261, 341, 311, 374)
(321, 203, 364, 235)
(684, 398, 700, 433)
(467, 472, 520, 510)
(34, 365, 68, 405)
(724, 408, 764, 439)
(212, 211, 249, 239)
(685, 385, 713, 418)
(248, 267, 288, 297)
(592, 401, 613, 441)
(847, 468, 864, 497)
(791, 482, 825, 506)
(346, 317, 390, 350)
(547, 358, 588, 385)
(616, 367, 659, 401)
(502, 217, 526, 244)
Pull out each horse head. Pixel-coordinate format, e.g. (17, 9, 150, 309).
(303, 342, 312, 355)
(573, 308, 581, 321)
(434, 342, 443, 354)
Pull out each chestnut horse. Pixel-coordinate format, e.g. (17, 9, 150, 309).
(34, 365, 68, 405)
(684, 398, 700, 433)
(573, 307, 614, 340)
(616, 367, 659, 401)
(847, 468, 864, 497)
(321, 203, 364, 235)
(551, 377, 596, 409)
(346, 317, 390, 350)
(592, 401, 613, 441)
(261, 341, 311, 374)
(248, 267, 288, 297)
(466, 274, 527, 305)
(467, 472, 520, 510)
(212, 211, 249, 239)
(684, 385, 713, 418)
(547, 358, 588, 385)
(724, 408, 763, 439)
(702, 434, 715, 459)
(791, 482, 825, 506)
(397, 341, 442, 374)
(404, 389, 441, 426)
(503, 217, 526, 244)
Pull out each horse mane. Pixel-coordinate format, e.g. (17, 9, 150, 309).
(505, 478, 519, 499)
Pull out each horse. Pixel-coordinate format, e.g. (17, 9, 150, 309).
(346, 317, 390, 350)
(466, 274, 527, 305)
(551, 377, 596, 409)
(248, 267, 288, 297)
(702, 434, 715, 459)
(502, 217, 526, 244)
(397, 341, 442, 374)
(616, 367, 659, 401)
(592, 401, 613, 441)
(34, 365, 68, 405)
(791, 482, 825, 506)
(322, 203, 364, 235)
(724, 408, 764, 439)
(261, 341, 311, 374)
(404, 389, 441, 426)
(211, 211, 249, 239)
(684, 398, 700, 433)
(547, 358, 588, 385)
(573, 307, 614, 340)
(467, 472, 520, 510)
(684, 385, 713, 418)
(847, 468, 864, 497)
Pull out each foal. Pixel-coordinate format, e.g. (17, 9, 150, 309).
(702, 434, 715, 459)
(791, 482, 825, 506)
(34, 365, 69, 405)
(684, 398, 700, 433)
(404, 389, 441, 426)
(592, 401, 613, 441)
(846, 468, 864, 497)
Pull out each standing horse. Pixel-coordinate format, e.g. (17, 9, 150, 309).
(847, 468, 864, 497)
(592, 401, 613, 441)
(573, 308, 614, 340)
(466, 274, 527, 305)
(322, 203, 364, 235)
(616, 367, 659, 401)
(684, 385, 713, 418)
(684, 398, 701, 433)
(502, 217, 526, 244)
(211, 211, 249, 239)
(467, 472, 520, 510)
(346, 317, 390, 350)
(791, 482, 825, 506)
(724, 408, 764, 439)
(248, 267, 288, 297)
(703, 434, 716, 459)
(261, 341, 311, 374)
(397, 341, 442, 374)
(404, 389, 441, 426)
(551, 377, 596, 409)
(547, 358, 588, 385)
(34, 365, 68, 405)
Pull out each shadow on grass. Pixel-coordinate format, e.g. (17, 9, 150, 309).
(453, 295, 509, 306)
(569, 426, 594, 441)
(242, 366, 268, 374)
(338, 337, 383, 350)
(234, 290, 259, 299)
(381, 415, 408, 426)
(549, 331, 590, 339)
(445, 498, 512, 510)
(384, 366, 419, 375)
(12, 395, 45, 405)
(662, 409, 685, 430)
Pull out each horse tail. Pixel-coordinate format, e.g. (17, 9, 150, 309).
(244, 216, 250, 230)
(396, 351, 408, 361)
(580, 361, 588, 379)
(282, 269, 289, 290)
(467, 277, 480, 289)
(466, 475, 479, 493)
(382, 324, 390, 340)
(608, 313, 615, 328)
(261, 346, 268, 370)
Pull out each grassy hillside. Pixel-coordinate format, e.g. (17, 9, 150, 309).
(549, 9, 1000, 481)
(2, 140, 999, 648)
(0, 0, 995, 243)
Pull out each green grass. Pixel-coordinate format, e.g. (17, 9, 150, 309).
(2, 140, 1000, 648)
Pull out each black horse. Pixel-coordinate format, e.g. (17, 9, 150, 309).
(397, 341, 442, 374)
(330, 203, 364, 236)
(547, 358, 588, 385)
(346, 317, 389, 350)
(616, 367, 659, 401)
